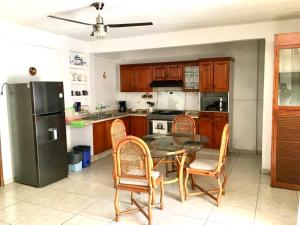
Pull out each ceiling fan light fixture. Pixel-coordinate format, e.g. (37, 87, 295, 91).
(91, 24, 106, 39)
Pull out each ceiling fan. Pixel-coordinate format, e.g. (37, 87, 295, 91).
(48, 2, 153, 39)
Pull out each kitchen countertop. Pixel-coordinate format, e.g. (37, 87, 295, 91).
(67, 112, 147, 127)
(68, 110, 229, 128)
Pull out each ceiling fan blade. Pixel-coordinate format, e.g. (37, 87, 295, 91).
(106, 22, 153, 28)
(48, 15, 93, 26)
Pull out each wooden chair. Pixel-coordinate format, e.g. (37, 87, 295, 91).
(111, 119, 127, 185)
(113, 135, 164, 225)
(184, 123, 229, 206)
(111, 119, 127, 150)
(172, 115, 196, 135)
(165, 115, 196, 177)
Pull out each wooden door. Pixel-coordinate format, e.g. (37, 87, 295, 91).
(93, 122, 106, 154)
(120, 116, 131, 135)
(120, 66, 136, 92)
(213, 113, 228, 149)
(198, 112, 213, 148)
(153, 66, 166, 80)
(136, 66, 153, 92)
(214, 60, 229, 92)
(271, 32, 300, 190)
(104, 120, 114, 150)
(272, 110, 300, 189)
(199, 61, 214, 91)
(167, 64, 183, 80)
(131, 116, 148, 137)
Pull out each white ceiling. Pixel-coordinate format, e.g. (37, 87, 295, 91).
(1, 0, 300, 41)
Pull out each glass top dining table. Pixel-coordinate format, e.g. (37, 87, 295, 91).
(142, 133, 209, 157)
(141, 133, 209, 202)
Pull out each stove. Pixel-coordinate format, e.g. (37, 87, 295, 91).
(148, 110, 184, 134)
(148, 110, 184, 120)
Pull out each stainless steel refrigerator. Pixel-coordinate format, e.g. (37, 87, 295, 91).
(8, 81, 68, 187)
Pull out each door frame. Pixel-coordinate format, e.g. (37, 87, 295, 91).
(0, 136, 4, 186)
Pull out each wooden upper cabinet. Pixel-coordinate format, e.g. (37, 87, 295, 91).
(136, 66, 153, 92)
(153, 64, 183, 80)
(120, 66, 152, 92)
(153, 66, 166, 80)
(120, 66, 136, 92)
(199, 61, 214, 91)
(167, 64, 183, 80)
(214, 60, 229, 92)
(199, 58, 231, 92)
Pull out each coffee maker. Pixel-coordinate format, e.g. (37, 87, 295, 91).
(118, 101, 127, 112)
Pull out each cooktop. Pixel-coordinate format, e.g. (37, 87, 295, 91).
(151, 110, 184, 115)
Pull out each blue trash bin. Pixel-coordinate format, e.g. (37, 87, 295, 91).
(73, 145, 91, 168)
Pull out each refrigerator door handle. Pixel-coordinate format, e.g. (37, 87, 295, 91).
(48, 128, 58, 142)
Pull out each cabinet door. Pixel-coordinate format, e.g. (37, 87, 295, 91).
(136, 66, 153, 92)
(213, 113, 228, 149)
(131, 116, 148, 138)
(193, 118, 199, 134)
(199, 61, 214, 91)
(120, 67, 136, 92)
(104, 119, 114, 150)
(214, 60, 229, 92)
(168, 64, 183, 80)
(198, 113, 213, 148)
(120, 116, 131, 135)
(93, 122, 106, 155)
(153, 66, 166, 80)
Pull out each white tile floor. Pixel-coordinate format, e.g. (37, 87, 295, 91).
(0, 151, 299, 225)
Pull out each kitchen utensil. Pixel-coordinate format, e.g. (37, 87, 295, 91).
(73, 102, 81, 112)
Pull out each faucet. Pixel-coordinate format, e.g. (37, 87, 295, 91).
(96, 105, 105, 116)
(96, 103, 109, 117)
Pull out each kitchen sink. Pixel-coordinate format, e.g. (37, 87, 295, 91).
(83, 114, 113, 120)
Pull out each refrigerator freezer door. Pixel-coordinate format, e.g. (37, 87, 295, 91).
(35, 113, 68, 186)
(31, 82, 65, 115)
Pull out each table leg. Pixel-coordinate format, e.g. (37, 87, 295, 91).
(177, 154, 187, 202)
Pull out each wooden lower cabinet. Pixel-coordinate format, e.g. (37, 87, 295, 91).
(198, 112, 228, 149)
(193, 118, 199, 134)
(131, 116, 148, 138)
(104, 119, 114, 150)
(213, 113, 229, 149)
(93, 119, 114, 154)
(198, 113, 214, 148)
(93, 121, 106, 155)
(120, 116, 131, 134)
(93, 116, 148, 155)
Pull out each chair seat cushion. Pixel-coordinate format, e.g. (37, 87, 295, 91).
(120, 171, 160, 186)
(189, 159, 218, 171)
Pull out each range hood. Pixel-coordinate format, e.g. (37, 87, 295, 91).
(150, 80, 183, 87)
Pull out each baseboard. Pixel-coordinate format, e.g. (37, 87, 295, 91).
(92, 149, 112, 162)
(233, 148, 258, 154)
(261, 168, 270, 175)
(4, 178, 14, 185)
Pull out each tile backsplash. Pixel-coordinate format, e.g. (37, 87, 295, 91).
(117, 91, 199, 111)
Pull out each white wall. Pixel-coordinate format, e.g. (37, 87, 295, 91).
(92, 57, 119, 110)
(0, 21, 90, 184)
(257, 40, 265, 152)
(91, 18, 300, 171)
